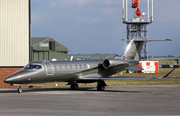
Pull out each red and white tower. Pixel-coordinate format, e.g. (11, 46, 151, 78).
(122, 0, 153, 60)
(131, 0, 146, 18)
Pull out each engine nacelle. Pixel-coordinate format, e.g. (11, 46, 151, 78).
(103, 59, 128, 69)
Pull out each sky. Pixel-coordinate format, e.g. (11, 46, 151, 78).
(31, 0, 180, 57)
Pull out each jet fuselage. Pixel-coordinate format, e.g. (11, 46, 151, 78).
(4, 59, 134, 85)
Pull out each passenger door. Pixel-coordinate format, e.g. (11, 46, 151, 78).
(43, 61, 54, 75)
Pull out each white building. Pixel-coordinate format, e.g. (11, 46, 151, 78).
(0, 0, 30, 66)
(0, 0, 30, 88)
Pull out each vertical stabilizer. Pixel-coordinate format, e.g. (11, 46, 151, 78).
(122, 37, 147, 61)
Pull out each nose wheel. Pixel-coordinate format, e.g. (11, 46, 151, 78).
(18, 86, 22, 93)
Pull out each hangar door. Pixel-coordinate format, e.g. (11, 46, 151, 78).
(33, 52, 38, 61)
(33, 51, 49, 61)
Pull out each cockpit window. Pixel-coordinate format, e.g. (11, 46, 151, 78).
(25, 64, 42, 70)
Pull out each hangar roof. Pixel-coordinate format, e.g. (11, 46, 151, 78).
(31, 37, 68, 52)
(31, 37, 49, 45)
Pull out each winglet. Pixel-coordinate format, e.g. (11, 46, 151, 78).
(160, 68, 176, 79)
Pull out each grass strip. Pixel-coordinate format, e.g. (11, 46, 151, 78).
(30, 68, 180, 88)
(31, 79, 180, 88)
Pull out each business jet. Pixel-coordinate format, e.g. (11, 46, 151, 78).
(4, 37, 174, 93)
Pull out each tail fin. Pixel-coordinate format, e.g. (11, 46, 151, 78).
(122, 37, 147, 61)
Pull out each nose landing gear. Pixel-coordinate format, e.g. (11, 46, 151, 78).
(11, 84, 23, 93)
(18, 86, 22, 93)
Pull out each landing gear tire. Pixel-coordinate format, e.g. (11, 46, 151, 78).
(97, 80, 106, 91)
(18, 87, 22, 93)
(97, 85, 105, 91)
(71, 84, 79, 90)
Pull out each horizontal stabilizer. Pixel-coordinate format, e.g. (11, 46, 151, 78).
(122, 39, 172, 42)
(134, 39, 172, 42)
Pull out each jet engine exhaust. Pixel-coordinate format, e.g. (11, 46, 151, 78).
(103, 59, 129, 69)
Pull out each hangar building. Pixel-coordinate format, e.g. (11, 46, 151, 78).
(0, 0, 30, 88)
(31, 37, 68, 61)
(153, 57, 180, 68)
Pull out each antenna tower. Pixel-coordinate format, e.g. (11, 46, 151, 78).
(122, 0, 153, 60)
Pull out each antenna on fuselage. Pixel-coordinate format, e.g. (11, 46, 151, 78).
(70, 56, 73, 61)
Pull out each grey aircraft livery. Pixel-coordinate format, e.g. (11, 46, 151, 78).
(4, 37, 175, 93)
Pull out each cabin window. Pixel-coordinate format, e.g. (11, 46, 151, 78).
(75, 64, 77, 69)
(83, 64, 86, 68)
(70, 65, 72, 69)
(59, 65, 62, 70)
(54, 66, 56, 70)
(79, 64, 82, 69)
(64, 65, 67, 69)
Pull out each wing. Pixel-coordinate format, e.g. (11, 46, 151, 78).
(125, 65, 143, 70)
(81, 68, 176, 80)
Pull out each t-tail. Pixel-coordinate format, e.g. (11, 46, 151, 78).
(121, 37, 147, 61)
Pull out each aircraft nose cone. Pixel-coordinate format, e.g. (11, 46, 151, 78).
(4, 71, 31, 84)
(4, 75, 17, 83)
(4, 72, 25, 84)
(4, 78, 10, 83)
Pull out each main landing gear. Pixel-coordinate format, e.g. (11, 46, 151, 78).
(68, 80, 107, 91)
(67, 82, 79, 90)
(97, 80, 107, 91)
(71, 83, 79, 90)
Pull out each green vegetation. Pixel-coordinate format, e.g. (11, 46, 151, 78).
(115, 68, 180, 78)
(30, 68, 180, 88)
(105, 79, 180, 86)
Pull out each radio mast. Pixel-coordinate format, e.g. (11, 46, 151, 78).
(122, 0, 153, 60)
